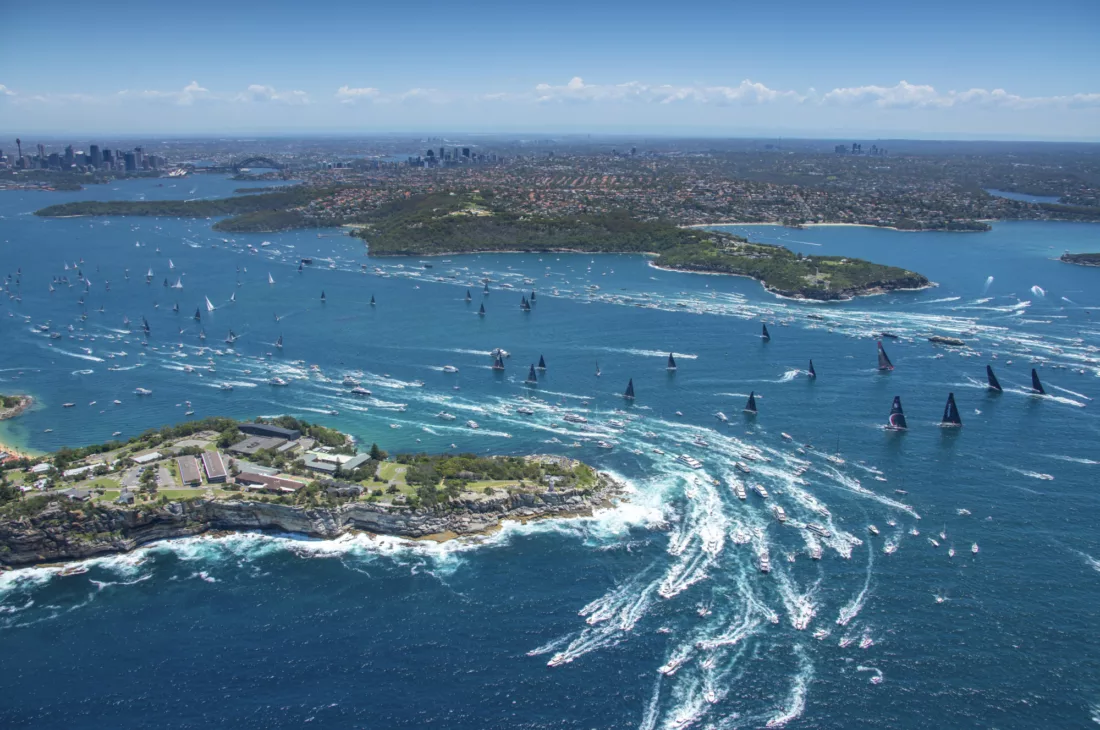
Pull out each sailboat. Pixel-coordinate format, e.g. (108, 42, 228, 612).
(229, 292, 236, 303)
(877, 341, 894, 371)
(808, 359, 817, 379)
(520, 296, 531, 311)
(194, 308, 201, 321)
(885, 396, 908, 431)
(623, 378, 635, 400)
(525, 364, 538, 385)
(123, 316, 131, 328)
(163, 278, 169, 287)
(225, 330, 237, 344)
(483, 283, 490, 295)
(320, 291, 326, 303)
(478, 303, 485, 317)
(169, 259, 175, 269)
(941, 392, 962, 427)
(1031, 368, 1045, 395)
(595, 361, 601, 377)
(744, 391, 758, 414)
(172, 277, 183, 289)
(986, 365, 1003, 392)
(298, 262, 303, 273)
(275, 334, 283, 349)
(761, 323, 771, 341)
(142, 317, 150, 336)
(146, 268, 154, 282)
(172, 302, 179, 313)
(465, 289, 472, 302)
(667, 353, 677, 371)
(268, 273, 275, 285)
(199, 328, 206, 341)
(370, 295, 376, 306)
(492, 355, 505, 371)
(205, 296, 216, 312)
(530, 291, 537, 303)
(537, 355, 546, 370)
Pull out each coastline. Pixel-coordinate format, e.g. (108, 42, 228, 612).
(0, 473, 628, 568)
(648, 261, 934, 302)
(0, 396, 37, 459)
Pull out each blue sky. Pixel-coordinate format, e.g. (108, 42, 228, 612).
(1, 0, 1098, 139)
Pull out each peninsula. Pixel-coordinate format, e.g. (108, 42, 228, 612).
(1060, 252, 1100, 267)
(35, 189, 928, 300)
(0, 417, 623, 567)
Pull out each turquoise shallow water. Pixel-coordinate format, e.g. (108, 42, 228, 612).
(1, 178, 1100, 728)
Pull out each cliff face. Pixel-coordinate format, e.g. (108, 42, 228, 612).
(0, 485, 615, 567)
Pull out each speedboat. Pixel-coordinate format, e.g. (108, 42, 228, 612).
(269, 377, 289, 386)
(715, 411, 728, 422)
(134, 387, 152, 395)
(219, 383, 233, 391)
(868, 525, 880, 536)
(563, 414, 587, 424)
(772, 505, 787, 523)
(516, 406, 535, 415)
(436, 411, 457, 421)
(806, 523, 830, 537)
(351, 386, 371, 396)
(466, 420, 479, 429)
(442, 365, 459, 373)
(596, 441, 614, 449)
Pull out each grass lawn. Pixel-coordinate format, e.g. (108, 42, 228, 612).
(82, 477, 122, 490)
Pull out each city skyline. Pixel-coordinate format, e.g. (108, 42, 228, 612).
(1, 0, 1099, 140)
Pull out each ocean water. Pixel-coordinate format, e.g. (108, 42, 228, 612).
(1, 178, 1100, 728)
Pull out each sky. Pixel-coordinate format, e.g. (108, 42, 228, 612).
(1, 0, 1098, 140)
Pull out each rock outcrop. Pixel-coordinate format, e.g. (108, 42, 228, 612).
(0, 477, 623, 567)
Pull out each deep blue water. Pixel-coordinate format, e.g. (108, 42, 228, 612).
(2, 178, 1100, 729)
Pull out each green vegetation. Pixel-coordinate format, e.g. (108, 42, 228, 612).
(355, 193, 725, 256)
(34, 186, 338, 232)
(1060, 252, 1100, 266)
(390, 453, 593, 509)
(354, 193, 929, 300)
(656, 240, 929, 300)
(0, 394, 26, 409)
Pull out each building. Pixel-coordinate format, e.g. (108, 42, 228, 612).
(88, 145, 101, 167)
(301, 452, 372, 475)
(123, 152, 137, 171)
(235, 472, 308, 493)
(177, 456, 202, 486)
(132, 451, 162, 465)
(239, 423, 302, 441)
(228, 435, 287, 456)
(201, 451, 228, 483)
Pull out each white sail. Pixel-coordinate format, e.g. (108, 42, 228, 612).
(173, 278, 183, 289)
(268, 273, 275, 285)
(230, 292, 236, 303)
(205, 296, 216, 312)
(169, 259, 175, 269)
(147, 268, 154, 277)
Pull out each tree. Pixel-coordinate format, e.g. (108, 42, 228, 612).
(369, 443, 385, 461)
(139, 466, 157, 495)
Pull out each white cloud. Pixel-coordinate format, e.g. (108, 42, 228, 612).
(531, 77, 803, 105)
(336, 85, 381, 103)
(117, 80, 211, 105)
(819, 80, 1100, 110)
(234, 84, 310, 105)
(0, 84, 14, 97)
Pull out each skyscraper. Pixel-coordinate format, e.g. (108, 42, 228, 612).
(89, 145, 101, 168)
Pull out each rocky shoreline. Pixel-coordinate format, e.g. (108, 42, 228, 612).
(0, 395, 33, 423)
(0, 474, 626, 568)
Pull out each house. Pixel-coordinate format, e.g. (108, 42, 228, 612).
(62, 488, 92, 501)
(177, 456, 202, 486)
(235, 472, 308, 493)
(239, 423, 302, 441)
(201, 451, 228, 483)
(115, 489, 136, 505)
(30, 463, 54, 474)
